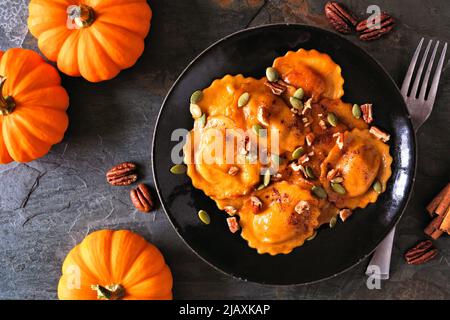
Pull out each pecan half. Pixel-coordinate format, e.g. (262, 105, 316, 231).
(356, 12, 395, 41)
(404, 240, 438, 265)
(324, 2, 358, 34)
(130, 183, 153, 213)
(264, 80, 287, 96)
(106, 162, 138, 186)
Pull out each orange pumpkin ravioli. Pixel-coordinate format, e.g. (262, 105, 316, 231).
(320, 129, 392, 209)
(273, 49, 344, 100)
(184, 115, 261, 201)
(239, 181, 321, 255)
(28, 0, 152, 82)
(0, 48, 69, 164)
(58, 230, 173, 300)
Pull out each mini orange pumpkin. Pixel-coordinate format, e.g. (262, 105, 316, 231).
(0, 48, 69, 164)
(28, 0, 152, 82)
(58, 230, 173, 300)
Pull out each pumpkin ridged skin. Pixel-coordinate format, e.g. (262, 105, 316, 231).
(58, 230, 173, 300)
(28, 0, 152, 82)
(0, 48, 69, 164)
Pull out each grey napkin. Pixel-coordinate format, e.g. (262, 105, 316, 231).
(366, 227, 395, 280)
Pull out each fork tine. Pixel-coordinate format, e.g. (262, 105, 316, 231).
(410, 40, 432, 98)
(427, 42, 447, 105)
(401, 38, 424, 96)
(419, 41, 439, 100)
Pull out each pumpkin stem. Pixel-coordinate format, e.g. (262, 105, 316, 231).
(91, 284, 125, 300)
(67, 4, 95, 29)
(0, 76, 15, 116)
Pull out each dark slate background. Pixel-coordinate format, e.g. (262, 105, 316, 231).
(0, 0, 449, 299)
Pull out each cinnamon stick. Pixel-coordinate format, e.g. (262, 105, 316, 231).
(438, 207, 450, 234)
(424, 215, 444, 240)
(426, 183, 450, 216)
(435, 186, 450, 216)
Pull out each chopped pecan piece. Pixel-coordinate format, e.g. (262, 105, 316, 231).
(290, 162, 302, 172)
(250, 196, 263, 214)
(306, 133, 315, 146)
(226, 217, 240, 233)
(272, 173, 283, 182)
(361, 103, 373, 123)
(295, 200, 311, 215)
(228, 166, 239, 176)
(299, 154, 309, 164)
(369, 126, 390, 142)
(327, 168, 340, 181)
(224, 206, 237, 215)
(302, 98, 313, 115)
(319, 120, 327, 130)
(339, 208, 353, 222)
(336, 132, 344, 149)
(264, 80, 287, 95)
(257, 106, 270, 126)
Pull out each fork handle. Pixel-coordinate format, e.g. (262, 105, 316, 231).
(366, 227, 396, 280)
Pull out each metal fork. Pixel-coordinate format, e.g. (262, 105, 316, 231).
(366, 38, 448, 280)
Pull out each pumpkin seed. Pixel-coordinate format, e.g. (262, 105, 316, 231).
(373, 180, 382, 193)
(327, 112, 338, 127)
(263, 169, 271, 186)
(305, 166, 316, 179)
(266, 67, 279, 82)
(352, 104, 362, 119)
(292, 146, 305, 160)
(311, 186, 327, 199)
(257, 184, 265, 191)
(290, 96, 303, 111)
(189, 103, 202, 119)
(190, 90, 203, 104)
(170, 164, 187, 174)
(238, 92, 250, 107)
(198, 113, 206, 127)
(252, 124, 264, 136)
(331, 176, 344, 184)
(198, 210, 210, 225)
(293, 87, 304, 100)
(331, 182, 346, 194)
(306, 230, 317, 241)
(329, 216, 337, 228)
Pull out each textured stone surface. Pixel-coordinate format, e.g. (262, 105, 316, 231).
(0, 0, 449, 299)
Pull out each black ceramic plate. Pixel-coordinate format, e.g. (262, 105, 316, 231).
(152, 24, 416, 285)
